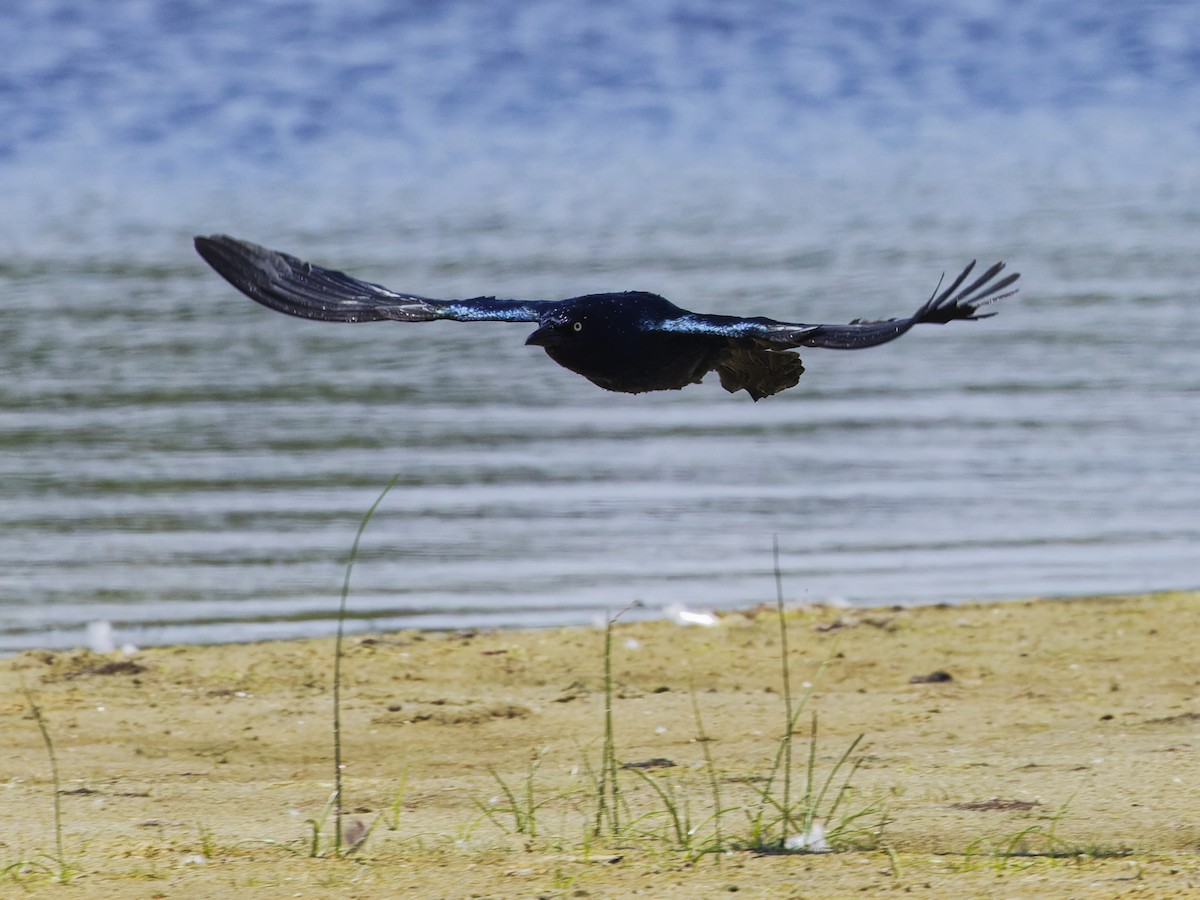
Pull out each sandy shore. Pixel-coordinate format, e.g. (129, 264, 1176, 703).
(2, 591, 1198, 898)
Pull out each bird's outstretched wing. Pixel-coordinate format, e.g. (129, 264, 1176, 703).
(659, 260, 1019, 350)
(193, 235, 551, 323)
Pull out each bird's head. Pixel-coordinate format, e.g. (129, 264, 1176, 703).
(524, 311, 584, 349)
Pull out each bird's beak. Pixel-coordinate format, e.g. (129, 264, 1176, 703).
(525, 324, 558, 347)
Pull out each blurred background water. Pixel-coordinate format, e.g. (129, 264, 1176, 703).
(1, 0, 1197, 653)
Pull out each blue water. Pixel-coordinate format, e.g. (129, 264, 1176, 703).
(1, 1, 1198, 654)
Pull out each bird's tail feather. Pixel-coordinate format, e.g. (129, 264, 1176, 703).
(716, 348, 804, 400)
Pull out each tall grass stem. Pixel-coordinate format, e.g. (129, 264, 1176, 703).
(21, 680, 67, 880)
(772, 536, 795, 838)
(333, 474, 400, 857)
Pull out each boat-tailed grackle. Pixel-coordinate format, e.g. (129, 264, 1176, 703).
(195, 235, 1019, 400)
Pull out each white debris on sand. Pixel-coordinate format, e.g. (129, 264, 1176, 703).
(784, 821, 830, 853)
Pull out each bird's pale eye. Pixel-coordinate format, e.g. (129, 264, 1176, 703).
(572, 321, 583, 332)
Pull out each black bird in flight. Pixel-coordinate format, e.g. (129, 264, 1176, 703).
(194, 235, 1019, 401)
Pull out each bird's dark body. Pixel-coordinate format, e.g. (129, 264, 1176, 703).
(526, 293, 721, 393)
(193, 235, 1019, 400)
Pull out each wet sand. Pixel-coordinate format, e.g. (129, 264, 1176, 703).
(2, 591, 1198, 898)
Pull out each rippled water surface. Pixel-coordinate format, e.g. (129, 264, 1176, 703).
(2, 1, 1198, 652)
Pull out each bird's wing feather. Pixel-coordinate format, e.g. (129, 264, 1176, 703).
(657, 260, 1019, 350)
(194, 235, 549, 323)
